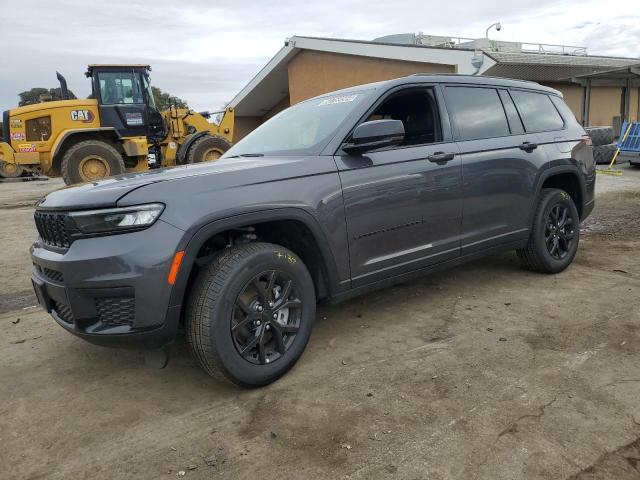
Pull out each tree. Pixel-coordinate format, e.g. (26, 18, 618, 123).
(18, 87, 76, 106)
(152, 86, 189, 111)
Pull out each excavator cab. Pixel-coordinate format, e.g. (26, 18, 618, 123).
(86, 65, 165, 140)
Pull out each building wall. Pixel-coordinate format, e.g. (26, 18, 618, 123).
(233, 97, 290, 142)
(287, 50, 456, 104)
(263, 96, 289, 121)
(233, 116, 262, 142)
(588, 86, 623, 126)
(542, 83, 636, 128)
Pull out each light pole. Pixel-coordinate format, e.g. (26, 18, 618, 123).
(485, 22, 502, 39)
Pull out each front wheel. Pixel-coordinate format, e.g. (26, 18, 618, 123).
(185, 242, 316, 387)
(517, 188, 580, 273)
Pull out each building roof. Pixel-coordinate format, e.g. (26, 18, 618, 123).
(229, 36, 483, 116)
(482, 51, 639, 81)
(229, 35, 640, 117)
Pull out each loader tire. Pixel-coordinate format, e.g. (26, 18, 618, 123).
(585, 126, 614, 147)
(187, 135, 231, 164)
(0, 160, 24, 178)
(61, 140, 125, 185)
(593, 143, 617, 165)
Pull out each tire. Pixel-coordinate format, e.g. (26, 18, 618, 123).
(585, 126, 614, 147)
(61, 140, 125, 185)
(593, 143, 618, 165)
(0, 160, 24, 178)
(186, 135, 232, 164)
(517, 188, 580, 274)
(185, 242, 316, 387)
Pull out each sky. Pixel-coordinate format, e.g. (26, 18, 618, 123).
(1, 0, 639, 112)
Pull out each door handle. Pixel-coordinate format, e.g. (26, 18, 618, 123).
(427, 152, 455, 163)
(519, 142, 538, 152)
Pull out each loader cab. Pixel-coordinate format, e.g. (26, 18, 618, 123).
(87, 64, 164, 140)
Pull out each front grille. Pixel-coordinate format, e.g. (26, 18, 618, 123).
(53, 301, 74, 324)
(95, 297, 135, 326)
(34, 211, 71, 248)
(43, 267, 64, 283)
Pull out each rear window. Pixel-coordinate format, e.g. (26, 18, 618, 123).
(445, 87, 510, 140)
(511, 90, 565, 132)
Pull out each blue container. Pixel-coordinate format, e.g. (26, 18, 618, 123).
(617, 121, 640, 152)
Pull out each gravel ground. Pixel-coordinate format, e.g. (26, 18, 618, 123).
(1, 165, 640, 479)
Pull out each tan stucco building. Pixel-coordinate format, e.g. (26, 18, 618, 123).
(229, 35, 640, 141)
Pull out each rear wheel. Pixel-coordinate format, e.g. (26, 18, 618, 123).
(0, 160, 24, 178)
(61, 140, 125, 185)
(517, 188, 580, 273)
(185, 242, 315, 387)
(187, 135, 231, 164)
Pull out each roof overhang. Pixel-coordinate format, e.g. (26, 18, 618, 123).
(229, 36, 495, 117)
(570, 64, 640, 87)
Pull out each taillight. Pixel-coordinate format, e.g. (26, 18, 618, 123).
(581, 134, 592, 146)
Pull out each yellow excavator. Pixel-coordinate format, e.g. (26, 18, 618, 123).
(0, 65, 234, 184)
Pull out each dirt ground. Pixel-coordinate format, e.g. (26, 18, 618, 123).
(1, 167, 640, 480)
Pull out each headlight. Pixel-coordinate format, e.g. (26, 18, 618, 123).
(69, 203, 164, 234)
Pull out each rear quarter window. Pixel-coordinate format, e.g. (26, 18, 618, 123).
(444, 86, 510, 141)
(511, 90, 565, 132)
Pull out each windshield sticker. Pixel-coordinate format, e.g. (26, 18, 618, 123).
(318, 94, 358, 106)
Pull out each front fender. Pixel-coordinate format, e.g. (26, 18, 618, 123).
(51, 127, 119, 158)
(167, 207, 343, 310)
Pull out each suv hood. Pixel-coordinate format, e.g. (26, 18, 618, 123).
(37, 156, 333, 210)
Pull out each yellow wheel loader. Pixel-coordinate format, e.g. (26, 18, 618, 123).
(0, 65, 234, 184)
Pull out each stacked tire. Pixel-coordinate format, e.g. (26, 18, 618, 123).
(585, 126, 619, 165)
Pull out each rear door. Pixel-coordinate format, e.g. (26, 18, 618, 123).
(335, 85, 463, 287)
(443, 85, 549, 255)
(509, 89, 571, 159)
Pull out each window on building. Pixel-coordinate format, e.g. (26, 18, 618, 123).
(511, 90, 565, 132)
(444, 87, 510, 140)
(366, 88, 441, 146)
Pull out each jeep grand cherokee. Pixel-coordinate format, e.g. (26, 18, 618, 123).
(31, 75, 595, 387)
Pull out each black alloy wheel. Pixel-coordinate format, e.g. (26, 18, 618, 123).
(231, 270, 302, 365)
(544, 203, 576, 260)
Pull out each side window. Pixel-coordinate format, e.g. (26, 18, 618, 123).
(498, 89, 524, 134)
(366, 88, 441, 146)
(510, 90, 565, 132)
(550, 95, 579, 124)
(444, 87, 510, 140)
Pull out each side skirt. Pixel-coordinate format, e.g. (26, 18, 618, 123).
(325, 239, 527, 305)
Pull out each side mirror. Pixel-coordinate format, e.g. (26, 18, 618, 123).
(343, 119, 404, 154)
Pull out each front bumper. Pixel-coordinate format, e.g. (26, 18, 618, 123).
(30, 219, 185, 349)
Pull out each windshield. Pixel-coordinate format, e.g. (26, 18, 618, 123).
(97, 70, 155, 107)
(224, 90, 370, 157)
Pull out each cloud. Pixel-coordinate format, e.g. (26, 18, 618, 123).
(2, 0, 638, 112)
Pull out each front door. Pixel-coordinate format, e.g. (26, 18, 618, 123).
(335, 87, 463, 287)
(95, 70, 153, 138)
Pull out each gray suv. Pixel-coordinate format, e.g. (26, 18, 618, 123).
(31, 74, 595, 387)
